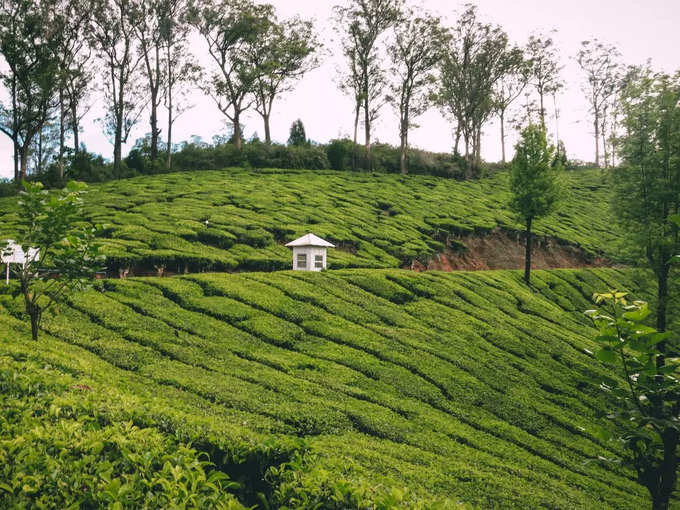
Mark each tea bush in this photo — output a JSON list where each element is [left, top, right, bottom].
[[0, 168, 618, 275], [0, 268, 662, 508]]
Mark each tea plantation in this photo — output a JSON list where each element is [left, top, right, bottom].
[[0, 268, 659, 508], [0, 168, 616, 273]]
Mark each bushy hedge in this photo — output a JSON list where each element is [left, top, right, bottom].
[[30, 137, 475, 187]]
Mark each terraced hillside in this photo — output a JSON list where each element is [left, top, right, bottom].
[[0, 268, 657, 508], [0, 168, 617, 273]]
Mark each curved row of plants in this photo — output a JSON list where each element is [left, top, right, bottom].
[[0, 168, 618, 275], [0, 268, 657, 508]]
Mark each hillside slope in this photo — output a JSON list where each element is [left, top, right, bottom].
[[0, 168, 617, 274], [0, 268, 656, 508]]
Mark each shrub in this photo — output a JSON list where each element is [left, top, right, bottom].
[[0, 179, 16, 197], [326, 138, 355, 171]]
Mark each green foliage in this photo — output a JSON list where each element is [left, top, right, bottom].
[[0, 357, 245, 509], [0, 178, 16, 197], [614, 69, 680, 332], [0, 168, 617, 276], [0, 268, 661, 508], [8, 180, 102, 339], [287, 119, 308, 146], [509, 124, 562, 223], [510, 124, 563, 282], [586, 292, 680, 509], [553, 140, 568, 169]]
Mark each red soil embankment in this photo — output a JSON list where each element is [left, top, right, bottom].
[[409, 229, 609, 272]]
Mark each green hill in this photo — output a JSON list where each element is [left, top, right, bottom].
[[0, 268, 656, 508], [0, 168, 617, 273]]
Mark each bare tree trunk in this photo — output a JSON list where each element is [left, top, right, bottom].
[[37, 128, 43, 175], [114, 117, 123, 178], [59, 89, 65, 180], [12, 74, 19, 184], [539, 91, 545, 128], [594, 111, 600, 167], [150, 44, 161, 162], [657, 265, 669, 334], [22, 284, 41, 341], [71, 102, 80, 153], [472, 127, 482, 174], [263, 112, 271, 144], [352, 103, 359, 171], [500, 110, 506, 164], [233, 111, 242, 151], [166, 42, 173, 169], [400, 103, 408, 174], [399, 127, 407, 175], [649, 429, 678, 510], [364, 84, 371, 170], [150, 96, 159, 161], [13, 137, 19, 184], [114, 65, 125, 177], [524, 216, 533, 284], [19, 145, 29, 181], [553, 93, 560, 148], [454, 125, 461, 156]]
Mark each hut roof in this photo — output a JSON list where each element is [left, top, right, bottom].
[[285, 233, 335, 248]]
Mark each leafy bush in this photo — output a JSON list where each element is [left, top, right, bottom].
[[0, 359, 244, 509], [326, 138, 354, 171], [0, 178, 16, 197]]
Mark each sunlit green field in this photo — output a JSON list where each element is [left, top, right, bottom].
[[0, 268, 654, 508]]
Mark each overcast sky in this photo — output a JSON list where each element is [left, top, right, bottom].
[[1, 0, 679, 179]]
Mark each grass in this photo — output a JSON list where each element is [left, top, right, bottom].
[[0, 267, 661, 508], [0, 168, 617, 273]]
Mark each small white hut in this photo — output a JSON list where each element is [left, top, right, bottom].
[[2, 240, 39, 284], [285, 233, 334, 271]]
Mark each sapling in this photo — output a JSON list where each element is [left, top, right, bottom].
[[586, 291, 679, 510], [6, 181, 102, 340]]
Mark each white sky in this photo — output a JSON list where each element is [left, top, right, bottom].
[[1, 0, 679, 179]]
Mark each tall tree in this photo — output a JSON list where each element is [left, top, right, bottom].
[[132, 0, 166, 163], [438, 6, 514, 175], [63, 60, 93, 155], [250, 15, 320, 144], [337, 43, 364, 170], [336, 0, 402, 167], [614, 68, 680, 336], [0, 0, 61, 183], [509, 124, 562, 284], [188, 0, 272, 151], [90, 0, 146, 177], [586, 293, 680, 510], [526, 33, 563, 129], [30, 120, 59, 176], [388, 9, 447, 174], [577, 39, 621, 167], [158, 0, 199, 169], [493, 49, 529, 164], [51, 0, 91, 180]]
